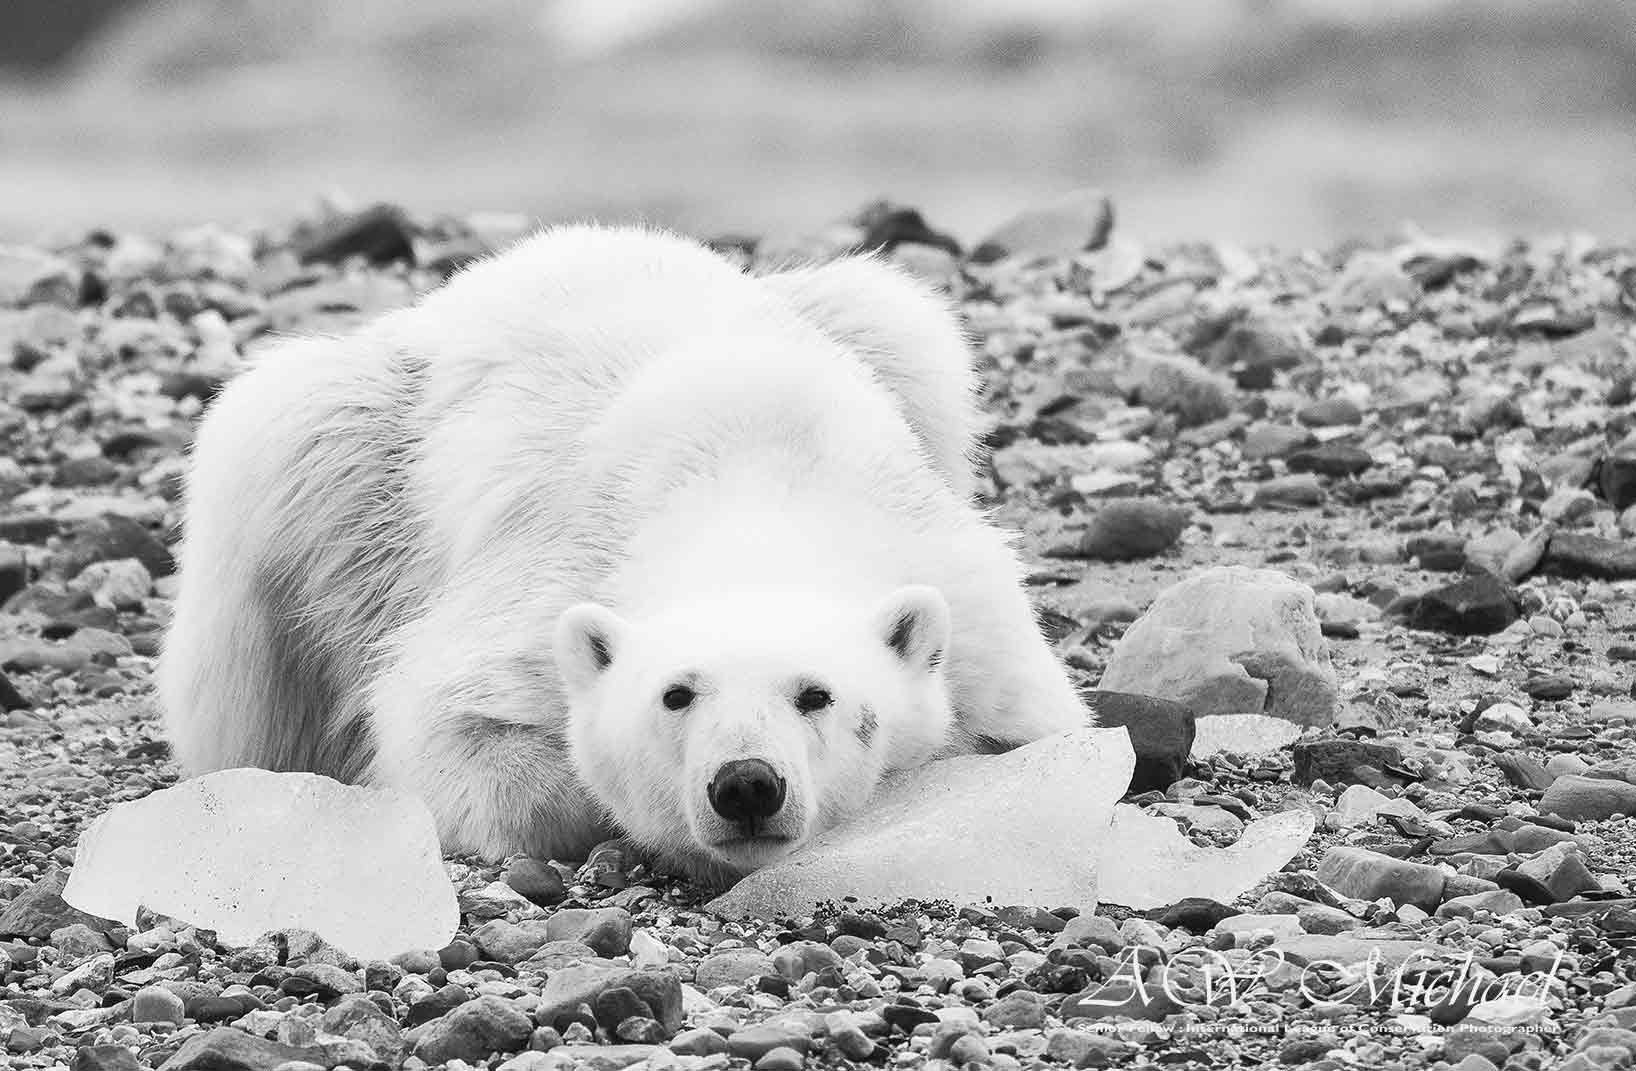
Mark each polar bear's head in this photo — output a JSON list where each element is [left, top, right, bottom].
[[553, 586, 953, 880]]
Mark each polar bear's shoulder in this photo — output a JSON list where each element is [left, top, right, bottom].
[[431, 224, 759, 317]]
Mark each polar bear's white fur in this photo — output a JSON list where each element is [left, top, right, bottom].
[[158, 225, 1092, 880]]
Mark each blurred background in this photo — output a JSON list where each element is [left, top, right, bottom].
[[0, 0, 1631, 248]]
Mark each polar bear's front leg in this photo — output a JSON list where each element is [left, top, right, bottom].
[[935, 524, 1094, 753], [367, 591, 611, 862]]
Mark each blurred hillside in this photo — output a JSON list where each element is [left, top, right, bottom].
[[0, 0, 1632, 246]]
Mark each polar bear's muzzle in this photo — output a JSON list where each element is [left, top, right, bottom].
[[696, 756, 806, 868], [708, 758, 787, 831]]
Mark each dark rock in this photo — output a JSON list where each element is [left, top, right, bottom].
[[544, 907, 634, 958], [1292, 739, 1410, 788], [295, 203, 417, 267], [1153, 897, 1238, 933], [969, 189, 1113, 264], [594, 986, 658, 1036], [1252, 473, 1325, 508], [537, 966, 683, 1035], [155, 1027, 323, 1071], [1287, 443, 1374, 478], [881, 1003, 939, 1034], [320, 993, 405, 1062], [412, 994, 534, 1065], [1492, 753, 1555, 791], [60, 514, 174, 578], [0, 866, 116, 939], [1205, 322, 1307, 388], [1296, 397, 1364, 427], [1540, 775, 1636, 821], [1069, 500, 1189, 561], [0, 543, 26, 603], [1060, 978, 1185, 1022], [0, 670, 29, 712], [836, 912, 888, 940], [1599, 453, 1636, 510], [405, 983, 472, 1027], [503, 857, 567, 906], [725, 1024, 811, 1061], [1522, 674, 1575, 701], [1408, 573, 1519, 635], [1542, 533, 1636, 580], [73, 1045, 143, 1071], [1083, 691, 1195, 792], [0, 513, 60, 544], [186, 994, 258, 1023], [854, 201, 961, 257]]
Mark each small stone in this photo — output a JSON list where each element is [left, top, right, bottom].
[[1492, 752, 1553, 790], [969, 188, 1114, 264], [1292, 739, 1406, 789], [1297, 397, 1364, 427], [155, 1027, 323, 1071], [544, 908, 634, 958], [1073, 499, 1189, 561], [1253, 473, 1326, 508], [1100, 566, 1336, 727], [1242, 423, 1314, 460], [727, 1024, 812, 1061], [695, 948, 776, 990], [1542, 533, 1636, 580], [770, 940, 842, 981], [0, 244, 79, 306], [1154, 898, 1238, 933], [1540, 775, 1636, 821], [1522, 674, 1575, 700], [1081, 691, 1195, 792], [0, 866, 113, 939], [1045, 1028, 1131, 1068], [412, 995, 534, 1065], [1408, 573, 1519, 635], [503, 858, 567, 906], [473, 919, 555, 964], [1287, 443, 1374, 478], [983, 991, 1047, 1030], [670, 1027, 730, 1056], [295, 203, 416, 268], [754, 1046, 806, 1071], [130, 985, 186, 1024], [72, 1046, 143, 1071], [1315, 846, 1446, 911]]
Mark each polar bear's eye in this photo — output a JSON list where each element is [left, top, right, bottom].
[[794, 686, 833, 714], [662, 685, 696, 711]]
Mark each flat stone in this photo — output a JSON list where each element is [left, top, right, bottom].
[[1082, 691, 1195, 792], [1100, 566, 1336, 726], [1540, 775, 1636, 821], [1315, 846, 1447, 911]]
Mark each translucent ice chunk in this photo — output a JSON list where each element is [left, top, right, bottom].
[[1095, 804, 1315, 909], [707, 727, 1133, 918], [64, 768, 457, 960], [1190, 713, 1304, 759]]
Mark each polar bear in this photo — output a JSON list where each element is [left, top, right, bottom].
[[158, 225, 1092, 881]]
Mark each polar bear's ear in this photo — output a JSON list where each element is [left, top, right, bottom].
[[873, 585, 950, 672], [554, 603, 628, 692]]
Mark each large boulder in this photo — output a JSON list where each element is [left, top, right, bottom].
[[1098, 567, 1336, 726]]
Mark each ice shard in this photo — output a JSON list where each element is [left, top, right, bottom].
[[63, 768, 458, 961], [1096, 804, 1316, 909], [707, 727, 1134, 918]]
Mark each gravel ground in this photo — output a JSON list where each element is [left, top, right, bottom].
[[1, 198, 1635, 1071]]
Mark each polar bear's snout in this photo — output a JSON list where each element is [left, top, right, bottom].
[[708, 758, 788, 831]]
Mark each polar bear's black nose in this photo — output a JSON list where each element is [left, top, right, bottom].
[[709, 759, 786, 824]]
